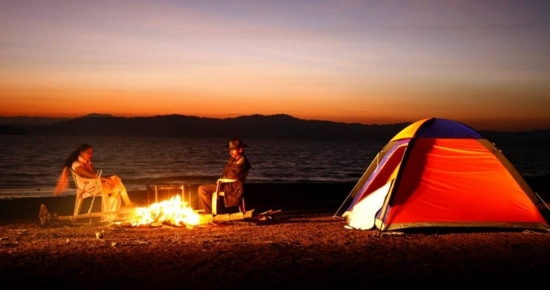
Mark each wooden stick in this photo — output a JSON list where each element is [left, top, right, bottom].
[[54, 208, 133, 221]]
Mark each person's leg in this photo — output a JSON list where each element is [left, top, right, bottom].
[[97, 188, 121, 221], [100, 193, 120, 221], [108, 175, 135, 207], [100, 176, 133, 221], [198, 183, 217, 214], [108, 193, 122, 212]]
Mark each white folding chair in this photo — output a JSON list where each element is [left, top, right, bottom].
[[69, 168, 109, 222], [211, 178, 246, 215]]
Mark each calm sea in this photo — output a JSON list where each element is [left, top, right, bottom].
[[0, 135, 547, 199]]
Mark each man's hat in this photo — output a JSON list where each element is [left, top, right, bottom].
[[226, 139, 247, 149]]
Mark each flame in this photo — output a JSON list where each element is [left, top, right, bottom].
[[130, 195, 200, 226]]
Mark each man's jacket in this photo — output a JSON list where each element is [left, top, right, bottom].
[[220, 154, 251, 207]]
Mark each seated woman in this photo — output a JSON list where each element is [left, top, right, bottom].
[[55, 144, 135, 213]]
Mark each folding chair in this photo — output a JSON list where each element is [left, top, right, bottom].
[[146, 184, 188, 205], [69, 168, 109, 223], [211, 178, 247, 216]]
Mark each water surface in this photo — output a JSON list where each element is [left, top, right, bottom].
[[0, 135, 546, 199]]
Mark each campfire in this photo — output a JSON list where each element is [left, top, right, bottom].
[[130, 195, 202, 227], [40, 195, 275, 227], [39, 195, 211, 227]]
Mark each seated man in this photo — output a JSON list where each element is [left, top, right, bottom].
[[198, 139, 251, 214]]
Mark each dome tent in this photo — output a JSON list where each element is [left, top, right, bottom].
[[337, 118, 549, 232]]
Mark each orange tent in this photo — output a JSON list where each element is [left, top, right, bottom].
[[338, 118, 549, 231]]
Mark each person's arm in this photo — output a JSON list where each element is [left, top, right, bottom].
[[74, 165, 97, 179], [74, 165, 113, 186], [224, 157, 249, 179]]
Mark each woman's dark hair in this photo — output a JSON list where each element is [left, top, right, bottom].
[[63, 144, 92, 168]]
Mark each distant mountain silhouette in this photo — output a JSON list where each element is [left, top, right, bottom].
[[480, 129, 550, 145], [0, 116, 70, 125], [0, 114, 548, 143], [78, 113, 115, 118]]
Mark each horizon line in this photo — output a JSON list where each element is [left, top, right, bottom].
[[1, 113, 550, 133], [1, 113, 415, 126]]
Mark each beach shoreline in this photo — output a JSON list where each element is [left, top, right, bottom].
[[1, 175, 549, 222], [1, 178, 550, 288], [0, 182, 357, 221]]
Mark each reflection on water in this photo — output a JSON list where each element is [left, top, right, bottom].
[[0, 135, 547, 199], [0, 135, 380, 198]]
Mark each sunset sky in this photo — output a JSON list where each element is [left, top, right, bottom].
[[1, 1, 549, 131]]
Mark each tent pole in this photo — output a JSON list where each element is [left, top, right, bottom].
[[534, 191, 550, 211], [332, 152, 382, 219], [376, 179, 395, 233], [332, 185, 359, 219], [376, 141, 412, 232]]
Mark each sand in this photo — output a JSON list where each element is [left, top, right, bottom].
[[1, 179, 550, 288]]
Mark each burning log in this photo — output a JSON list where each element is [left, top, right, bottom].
[[212, 210, 254, 222], [130, 195, 201, 227], [40, 196, 281, 228], [56, 209, 133, 221]]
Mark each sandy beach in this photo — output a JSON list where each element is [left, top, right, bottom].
[[1, 178, 550, 288]]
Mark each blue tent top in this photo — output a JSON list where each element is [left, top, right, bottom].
[[392, 118, 484, 140]]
